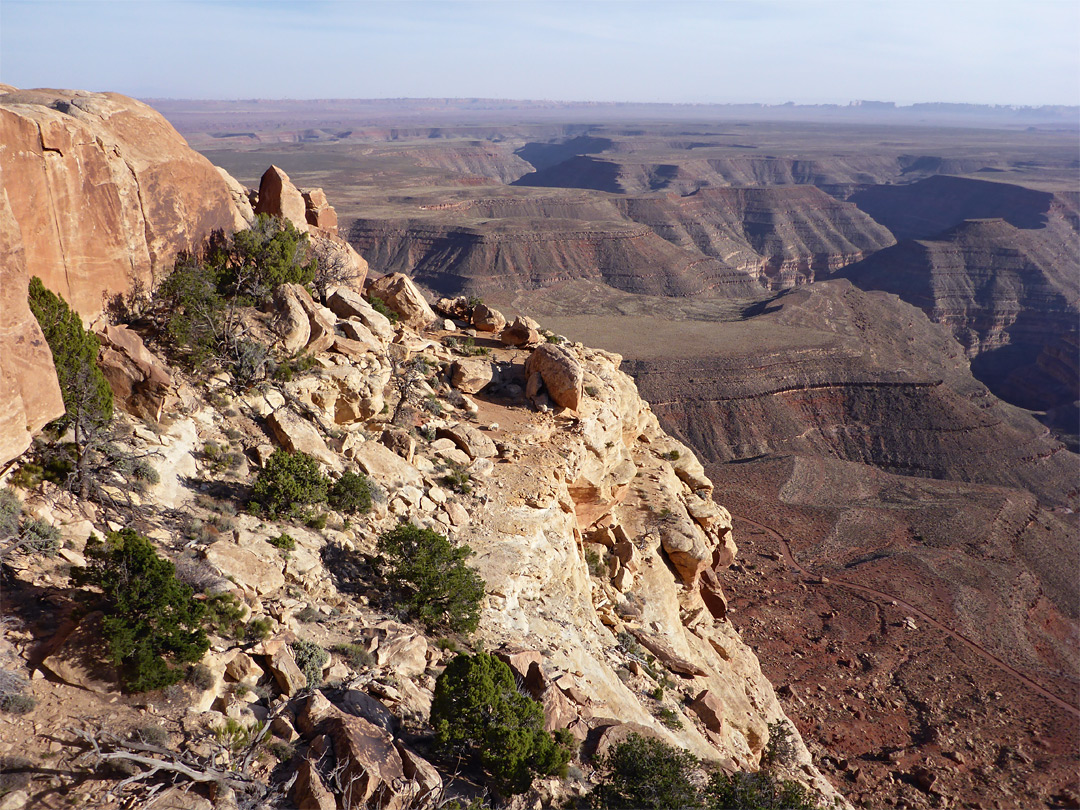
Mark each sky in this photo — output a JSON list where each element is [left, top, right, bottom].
[[1, 0, 1078, 106]]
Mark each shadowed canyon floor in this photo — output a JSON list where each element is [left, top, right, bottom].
[[185, 110, 1080, 808]]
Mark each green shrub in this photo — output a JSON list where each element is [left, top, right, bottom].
[[204, 592, 246, 638], [75, 529, 209, 692], [331, 643, 375, 670], [656, 707, 683, 729], [441, 464, 472, 495], [367, 295, 399, 323], [0, 489, 21, 540], [0, 670, 34, 716], [249, 449, 329, 519], [291, 639, 328, 687], [377, 523, 485, 634], [589, 733, 701, 809], [432, 652, 571, 796], [705, 770, 821, 810], [761, 720, 797, 768], [27, 278, 115, 498], [227, 214, 316, 298], [268, 532, 296, 551], [328, 471, 373, 515], [187, 663, 215, 692], [245, 617, 273, 643]]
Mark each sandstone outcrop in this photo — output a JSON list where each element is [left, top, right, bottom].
[[0, 188, 65, 468], [302, 187, 338, 233], [0, 87, 242, 320], [525, 343, 584, 410], [95, 324, 174, 422], [253, 165, 308, 231], [366, 272, 437, 329]]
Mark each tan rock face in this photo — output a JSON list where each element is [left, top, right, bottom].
[[0, 187, 64, 468], [0, 87, 241, 320]]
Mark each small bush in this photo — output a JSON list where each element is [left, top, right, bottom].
[[132, 725, 170, 747], [291, 640, 328, 687], [328, 471, 373, 515], [761, 719, 798, 769], [332, 643, 375, 670], [204, 592, 246, 638], [0, 671, 35, 715], [267, 740, 295, 762], [377, 523, 485, 634], [295, 605, 322, 624], [441, 465, 472, 495], [367, 295, 399, 323], [74, 529, 209, 692], [0, 489, 21, 540], [589, 733, 701, 809], [187, 663, 216, 692], [249, 449, 329, 519], [585, 385, 599, 397], [245, 618, 273, 643], [656, 707, 683, 729], [705, 770, 822, 810], [268, 532, 296, 551], [432, 652, 571, 796], [585, 548, 607, 578]]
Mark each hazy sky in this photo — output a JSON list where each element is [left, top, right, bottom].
[[2, 0, 1078, 105]]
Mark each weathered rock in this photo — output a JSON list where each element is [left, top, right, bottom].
[[267, 408, 339, 468], [145, 786, 214, 810], [95, 324, 174, 421], [225, 652, 264, 685], [293, 759, 336, 810], [691, 690, 725, 733], [342, 690, 398, 735], [326, 286, 395, 342], [500, 315, 542, 347], [351, 440, 424, 490], [205, 542, 285, 596], [366, 273, 437, 330], [700, 568, 729, 621], [268, 646, 307, 697], [376, 634, 428, 678], [216, 167, 255, 227], [628, 629, 709, 678], [436, 424, 498, 459], [339, 319, 383, 354], [0, 88, 242, 321], [299, 693, 407, 809], [591, 722, 667, 759], [395, 742, 443, 795], [271, 284, 311, 354], [39, 612, 119, 694], [525, 343, 584, 411], [451, 358, 495, 394], [471, 302, 506, 333], [254, 165, 308, 231], [380, 427, 416, 462], [302, 188, 338, 234], [0, 188, 64, 467]]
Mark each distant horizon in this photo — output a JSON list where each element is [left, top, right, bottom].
[[3, 1, 1078, 108]]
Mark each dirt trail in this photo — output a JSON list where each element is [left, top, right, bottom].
[[734, 514, 1080, 719]]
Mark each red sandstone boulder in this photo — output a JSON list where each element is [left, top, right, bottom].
[[95, 324, 175, 422], [366, 273, 437, 330], [303, 188, 338, 234], [254, 165, 308, 231]]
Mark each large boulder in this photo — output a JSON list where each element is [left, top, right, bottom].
[[451, 358, 494, 394], [366, 273, 436, 330], [303, 188, 338, 233], [471, 302, 506, 333], [525, 343, 584, 411], [0, 87, 242, 320], [95, 324, 174, 422], [253, 165, 308, 231], [436, 424, 497, 459], [0, 188, 64, 467], [326, 287, 395, 342], [216, 167, 255, 227], [266, 408, 339, 469], [273, 283, 336, 355], [500, 315, 542, 347], [204, 541, 285, 597]]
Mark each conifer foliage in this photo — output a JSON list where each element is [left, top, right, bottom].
[[431, 652, 571, 796], [75, 529, 209, 692]]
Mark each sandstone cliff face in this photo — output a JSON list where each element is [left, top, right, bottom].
[[0, 87, 244, 320], [0, 188, 65, 467]]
